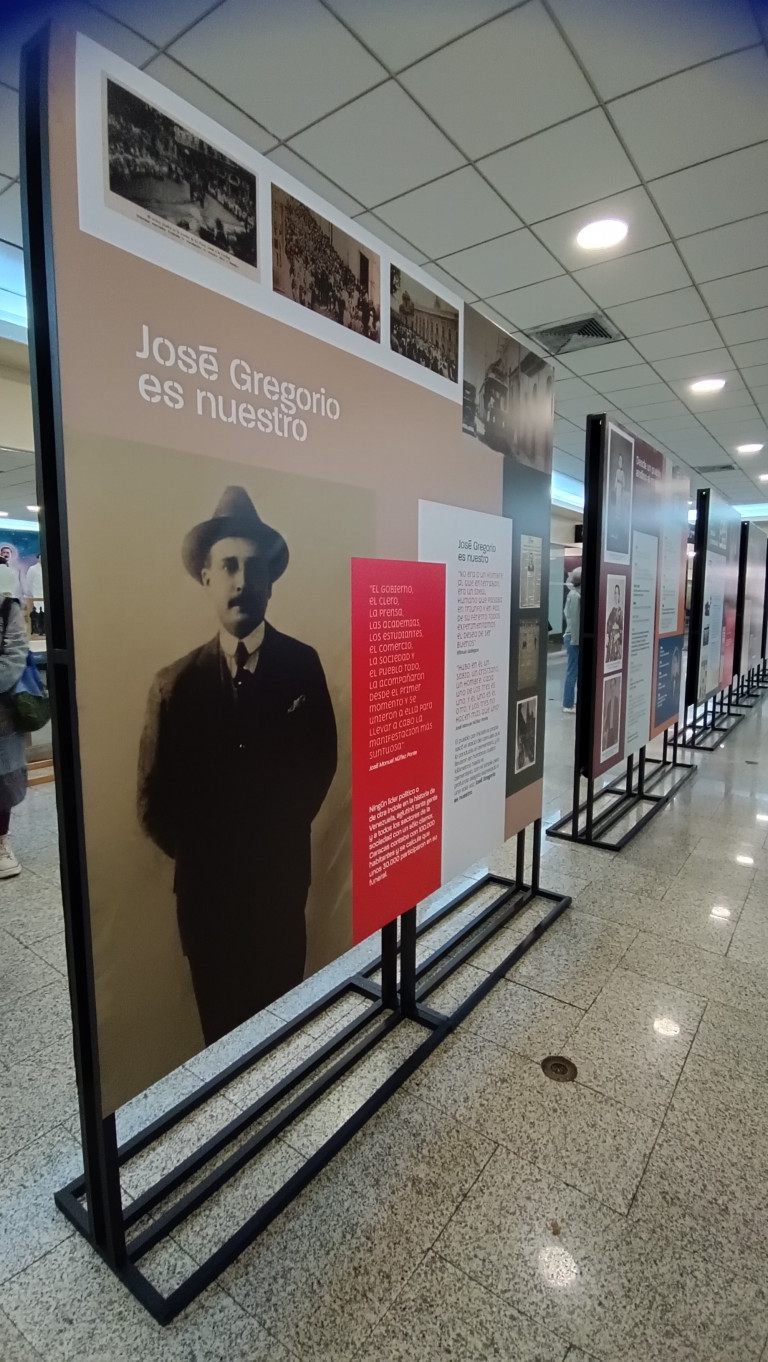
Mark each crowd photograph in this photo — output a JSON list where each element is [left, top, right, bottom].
[[390, 267, 459, 382], [106, 80, 257, 269], [272, 186, 381, 341]]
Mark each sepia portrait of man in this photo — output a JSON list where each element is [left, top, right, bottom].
[[138, 485, 337, 1046]]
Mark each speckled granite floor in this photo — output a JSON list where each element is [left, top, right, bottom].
[[2, 662, 768, 1361]]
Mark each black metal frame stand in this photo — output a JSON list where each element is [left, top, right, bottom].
[[55, 821, 569, 1324], [546, 723, 696, 852], [678, 686, 744, 751]]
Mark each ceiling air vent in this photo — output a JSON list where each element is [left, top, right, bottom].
[[695, 464, 734, 474], [528, 311, 623, 355]]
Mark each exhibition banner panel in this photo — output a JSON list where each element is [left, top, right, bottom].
[[418, 501, 512, 883], [588, 419, 688, 778], [36, 32, 555, 1114], [351, 559, 445, 941], [687, 490, 742, 707], [734, 521, 768, 675]]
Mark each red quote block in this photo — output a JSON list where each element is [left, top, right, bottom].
[[351, 558, 446, 942]]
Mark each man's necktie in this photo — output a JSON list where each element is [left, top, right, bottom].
[[234, 640, 249, 687]]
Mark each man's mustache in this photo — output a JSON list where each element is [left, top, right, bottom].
[[228, 592, 260, 610]]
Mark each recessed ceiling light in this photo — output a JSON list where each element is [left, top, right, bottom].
[[737, 443, 764, 453], [576, 218, 628, 250], [27, 505, 40, 513], [0, 513, 8, 518], [760, 474, 768, 482], [690, 378, 726, 393]]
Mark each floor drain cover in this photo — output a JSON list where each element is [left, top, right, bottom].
[[541, 1055, 577, 1082]]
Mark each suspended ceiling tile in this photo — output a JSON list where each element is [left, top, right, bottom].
[[421, 262, 478, 303], [0, 86, 19, 182], [553, 449, 586, 479], [144, 55, 277, 155], [470, 299, 522, 336], [633, 320, 723, 362], [169, 0, 386, 139], [532, 185, 668, 272], [548, 0, 761, 101], [652, 348, 735, 382], [638, 414, 703, 434], [352, 212, 428, 264], [649, 142, 768, 239], [605, 288, 709, 339], [323, 0, 513, 71], [678, 214, 768, 284], [587, 362, 659, 392], [488, 273, 592, 328], [373, 167, 520, 259], [94, 0, 218, 47], [701, 268, 768, 319], [603, 381, 673, 407], [620, 399, 689, 420], [0, 183, 21, 249], [290, 83, 464, 205], [266, 146, 363, 217], [0, 1, 156, 88], [609, 48, 768, 180], [439, 228, 562, 298], [478, 108, 637, 225], [573, 243, 689, 307], [742, 365, 768, 388], [400, 3, 595, 159], [563, 339, 641, 374], [731, 339, 768, 369], [701, 402, 763, 429], [718, 309, 768, 347], [556, 395, 604, 420], [0, 241, 25, 297], [551, 376, 598, 401]]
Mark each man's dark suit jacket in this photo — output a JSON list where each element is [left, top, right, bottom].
[[138, 622, 337, 1041]]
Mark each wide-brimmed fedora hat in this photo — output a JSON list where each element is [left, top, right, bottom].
[[182, 486, 289, 582]]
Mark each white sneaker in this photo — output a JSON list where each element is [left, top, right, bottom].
[[562, 706, 576, 714], [0, 835, 20, 878]]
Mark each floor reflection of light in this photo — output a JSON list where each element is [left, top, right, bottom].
[[538, 1244, 579, 1288], [654, 1017, 680, 1037], [757, 814, 768, 824], [710, 905, 731, 920], [736, 855, 755, 866]]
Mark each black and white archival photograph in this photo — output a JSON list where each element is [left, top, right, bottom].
[[601, 674, 622, 761], [517, 621, 540, 689], [390, 267, 459, 382], [272, 186, 381, 340], [463, 306, 554, 473], [106, 80, 258, 273], [604, 574, 625, 672], [604, 424, 633, 563], [515, 695, 538, 774]]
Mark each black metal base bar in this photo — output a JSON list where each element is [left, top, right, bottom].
[[546, 752, 696, 851], [56, 867, 570, 1326], [678, 694, 744, 751]]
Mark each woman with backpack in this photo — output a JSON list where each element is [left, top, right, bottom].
[[0, 564, 30, 877]]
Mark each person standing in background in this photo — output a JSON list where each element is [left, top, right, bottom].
[[563, 566, 581, 714], [24, 555, 44, 636], [0, 563, 29, 877]]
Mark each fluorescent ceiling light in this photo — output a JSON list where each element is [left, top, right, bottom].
[[737, 443, 764, 453], [576, 218, 628, 250], [735, 502, 768, 517], [26, 505, 40, 513], [551, 471, 584, 512], [0, 512, 8, 518], [689, 377, 725, 393], [760, 474, 768, 482]]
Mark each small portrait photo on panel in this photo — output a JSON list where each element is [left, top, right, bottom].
[[600, 674, 622, 762], [604, 425, 633, 563], [272, 185, 381, 341], [515, 695, 538, 775], [604, 574, 626, 672], [390, 266, 459, 383], [106, 79, 258, 275]]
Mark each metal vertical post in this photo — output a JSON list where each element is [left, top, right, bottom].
[[399, 908, 417, 1014]]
